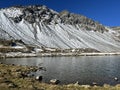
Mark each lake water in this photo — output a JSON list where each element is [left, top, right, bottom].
[[0, 56, 120, 85]]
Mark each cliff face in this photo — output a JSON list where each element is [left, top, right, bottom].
[[0, 5, 120, 52]]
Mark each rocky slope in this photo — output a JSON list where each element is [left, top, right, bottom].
[[0, 5, 120, 52]]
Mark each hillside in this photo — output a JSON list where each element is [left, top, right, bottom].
[[0, 5, 120, 52]]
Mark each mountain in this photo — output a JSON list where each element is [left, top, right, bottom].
[[111, 26, 120, 31], [0, 5, 120, 52]]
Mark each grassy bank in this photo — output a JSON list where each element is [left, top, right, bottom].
[[0, 63, 120, 90]]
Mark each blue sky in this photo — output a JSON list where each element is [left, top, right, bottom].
[[0, 0, 120, 26]]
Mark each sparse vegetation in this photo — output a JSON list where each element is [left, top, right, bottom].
[[0, 47, 25, 53], [0, 39, 34, 53], [0, 39, 24, 46]]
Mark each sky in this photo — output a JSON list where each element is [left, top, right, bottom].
[[0, 0, 120, 26]]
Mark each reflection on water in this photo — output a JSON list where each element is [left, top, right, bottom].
[[0, 56, 120, 85]]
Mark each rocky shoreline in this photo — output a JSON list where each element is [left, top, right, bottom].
[[0, 63, 120, 90], [1, 52, 120, 59], [38, 52, 120, 57], [0, 52, 37, 58]]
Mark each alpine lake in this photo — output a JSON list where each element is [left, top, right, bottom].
[[0, 56, 120, 86]]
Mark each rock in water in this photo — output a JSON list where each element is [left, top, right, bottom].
[[114, 77, 118, 81], [35, 76, 43, 81], [50, 79, 60, 84]]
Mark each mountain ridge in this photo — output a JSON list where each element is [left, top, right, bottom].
[[0, 5, 120, 52]]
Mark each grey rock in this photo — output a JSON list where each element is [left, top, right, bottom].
[[114, 77, 118, 81], [35, 76, 42, 81], [10, 5, 107, 32], [50, 79, 60, 84]]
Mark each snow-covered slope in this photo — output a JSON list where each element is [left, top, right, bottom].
[[0, 5, 120, 52]]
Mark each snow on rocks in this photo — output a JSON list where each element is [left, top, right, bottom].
[[0, 5, 120, 52], [5, 52, 37, 58]]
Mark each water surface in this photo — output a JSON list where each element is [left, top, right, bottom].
[[0, 56, 120, 85]]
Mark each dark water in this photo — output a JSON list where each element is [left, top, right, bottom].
[[0, 56, 120, 85]]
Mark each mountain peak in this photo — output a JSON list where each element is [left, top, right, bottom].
[[1, 5, 106, 32]]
